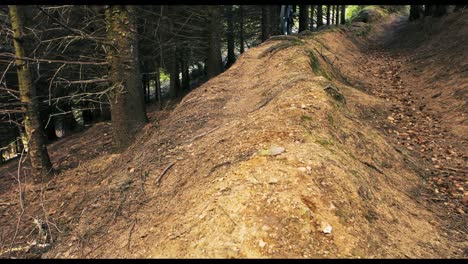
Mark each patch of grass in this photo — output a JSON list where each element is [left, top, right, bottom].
[[335, 208, 350, 224], [315, 137, 337, 154], [308, 50, 332, 80], [308, 50, 320, 72], [355, 25, 372, 37], [327, 114, 337, 129], [301, 115, 313, 122]]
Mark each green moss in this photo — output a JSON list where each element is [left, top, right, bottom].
[[327, 114, 337, 129], [308, 50, 332, 80], [316, 138, 333, 147], [308, 50, 320, 73], [301, 115, 313, 122]]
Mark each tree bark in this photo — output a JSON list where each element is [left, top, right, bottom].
[[326, 5, 331, 25], [225, 5, 236, 68], [317, 5, 324, 28], [298, 5, 309, 32], [205, 6, 223, 79], [9, 5, 52, 182], [340, 5, 346, 25], [105, 5, 148, 151]]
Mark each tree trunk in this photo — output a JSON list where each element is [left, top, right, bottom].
[[298, 5, 309, 32], [335, 5, 340, 25], [181, 52, 190, 91], [206, 6, 223, 79], [261, 6, 271, 41], [9, 5, 52, 182], [424, 5, 434, 16], [225, 5, 236, 68], [268, 5, 280, 36], [239, 5, 245, 54], [340, 5, 346, 25], [105, 5, 148, 151], [433, 5, 448, 17], [326, 5, 331, 25], [310, 5, 315, 30], [317, 5, 324, 28], [168, 45, 179, 98], [154, 61, 162, 110], [409, 5, 424, 20], [331, 5, 335, 24]]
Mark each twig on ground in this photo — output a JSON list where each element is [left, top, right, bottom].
[[155, 162, 176, 186], [126, 218, 137, 251], [189, 127, 219, 142]]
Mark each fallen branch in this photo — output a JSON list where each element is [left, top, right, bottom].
[[189, 127, 219, 142], [155, 162, 176, 186]]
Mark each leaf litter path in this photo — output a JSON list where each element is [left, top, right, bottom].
[[353, 17, 467, 244]]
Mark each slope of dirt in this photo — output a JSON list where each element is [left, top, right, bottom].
[[1, 10, 466, 259]]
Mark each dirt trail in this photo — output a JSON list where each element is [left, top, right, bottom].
[[351, 14, 467, 228], [0, 10, 466, 259]]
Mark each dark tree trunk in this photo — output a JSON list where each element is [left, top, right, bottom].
[[168, 45, 179, 98], [206, 6, 223, 79], [141, 64, 149, 103], [409, 5, 424, 20], [154, 61, 162, 110], [181, 53, 190, 91], [424, 5, 434, 16], [335, 5, 340, 25], [299, 5, 309, 32], [269, 5, 281, 36], [9, 5, 52, 182], [331, 5, 335, 24], [317, 5, 323, 28], [239, 5, 245, 54], [105, 5, 148, 151], [310, 5, 315, 30], [433, 5, 448, 17], [340, 5, 346, 25], [261, 6, 271, 41], [326, 5, 331, 25], [225, 5, 236, 68]]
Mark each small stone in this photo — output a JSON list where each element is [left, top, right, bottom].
[[268, 178, 279, 184], [323, 224, 332, 234], [269, 146, 285, 156], [259, 239, 267, 248], [298, 167, 307, 172], [387, 116, 395, 121]]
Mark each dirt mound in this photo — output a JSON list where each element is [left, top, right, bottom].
[[1, 11, 466, 259]]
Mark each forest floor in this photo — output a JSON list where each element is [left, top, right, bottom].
[[0, 10, 466, 258]]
